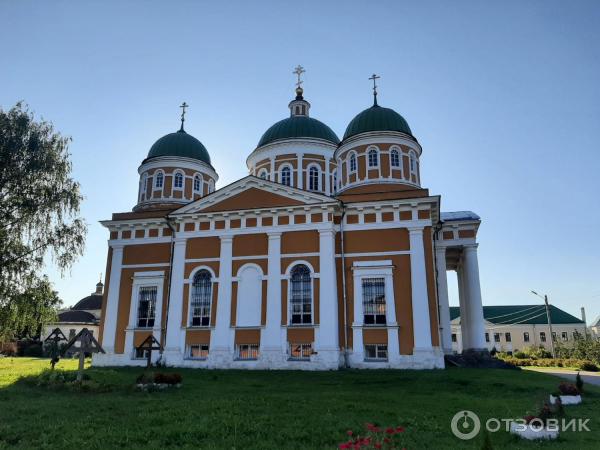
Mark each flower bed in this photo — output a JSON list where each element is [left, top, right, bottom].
[[550, 381, 582, 405], [135, 372, 182, 391]]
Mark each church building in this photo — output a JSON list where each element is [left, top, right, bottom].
[[94, 69, 487, 369]]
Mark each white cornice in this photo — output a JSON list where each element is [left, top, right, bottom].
[[246, 139, 337, 169], [138, 156, 219, 181], [335, 132, 422, 158]]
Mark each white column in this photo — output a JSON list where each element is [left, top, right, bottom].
[[435, 246, 452, 354], [408, 227, 433, 351], [317, 230, 339, 363], [384, 272, 400, 362], [269, 157, 275, 181], [352, 271, 364, 361], [102, 244, 124, 353], [325, 160, 331, 195], [164, 239, 187, 359], [297, 154, 303, 189], [462, 244, 487, 351], [262, 233, 282, 356], [457, 267, 470, 352], [211, 236, 233, 356]]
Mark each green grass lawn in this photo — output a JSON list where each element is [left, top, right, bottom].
[[1, 358, 599, 449]]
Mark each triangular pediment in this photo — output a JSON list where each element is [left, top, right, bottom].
[[172, 176, 336, 215]]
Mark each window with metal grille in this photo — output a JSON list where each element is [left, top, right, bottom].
[[350, 153, 357, 172], [134, 348, 150, 359], [235, 344, 259, 360], [364, 344, 387, 361], [281, 166, 291, 186], [523, 332, 530, 342], [194, 175, 201, 192], [190, 270, 212, 326], [368, 149, 378, 167], [137, 286, 157, 328], [290, 264, 312, 324], [391, 149, 400, 167], [362, 278, 386, 325], [155, 171, 164, 188], [494, 333, 500, 342], [188, 344, 209, 359], [174, 172, 183, 189], [505, 332, 511, 342], [309, 166, 319, 191], [289, 343, 312, 360]]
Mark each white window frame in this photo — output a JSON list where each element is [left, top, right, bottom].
[[154, 170, 164, 189], [187, 344, 209, 360], [235, 343, 259, 360], [208, 179, 215, 193], [173, 170, 184, 190], [349, 152, 357, 174], [364, 343, 388, 361], [139, 173, 148, 202], [193, 174, 202, 193], [351, 261, 396, 327], [286, 261, 315, 326], [187, 266, 216, 327], [288, 343, 312, 360], [279, 164, 292, 186], [308, 164, 320, 192], [258, 168, 268, 180], [409, 150, 417, 177], [367, 146, 379, 168]]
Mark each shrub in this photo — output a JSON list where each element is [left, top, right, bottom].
[[22, 341, 43, 357], [153, 372, 182, 385], [513, 351, 527, 359], [557, 382, 579, 396], [579, 361, 599, 372]]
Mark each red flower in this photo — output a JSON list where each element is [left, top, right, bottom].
[[384, 437, 391, 444], [395, 426, 405, 433], [385, 427, 396, 434], [374, 443, 382, 449], [347, 430, 353, 436]]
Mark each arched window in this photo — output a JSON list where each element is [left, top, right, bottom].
[[155, 171, 164, 188], [281, 166, 291, 186], [349, 153, 357, 173], [290, 264, 312, 324], [258, 169, 268, 180], [190, 270, 212, 326], [368, 148, 379, 167], [390, 149, 400, 167], [409, 151, 417, 174], [333, 171, 337, 193], [174, 172, 183, 189], [208, 180, 215, 193], [309, 166, 319, 191], [139, 173, 147, 201], [193, 175, 201, 192]]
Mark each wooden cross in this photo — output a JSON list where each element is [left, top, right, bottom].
[[61, 328, 105, 382], [369, 73, 380, 105], [44, 328, 67, 369], [135, 335, 163, 368], [179, 102, 189, 130], [293, 65, 305, 89]]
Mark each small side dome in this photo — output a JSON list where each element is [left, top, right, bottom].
[[257, 116, 340, 147], [343, 105, 412, 141], [147, 130, 212, 165]]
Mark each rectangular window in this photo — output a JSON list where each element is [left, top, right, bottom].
[[364, 344, 388, 361], [362, 278, 386, 325], [505, 332, 511, 343], [451, 333, 457, 343], [485, 332, 490, 342], [494, 333, 500, 343], [540, 332, 546, 342], [235, 344, 259, 360], [134, 348, 150, 360], [188, 344, 209, 359], [561, 332, 568, 341], [523, 332, 530, 342], [552, 332, 557, 342], [289, 343, 312, 360], [137, 286, 157, 328]]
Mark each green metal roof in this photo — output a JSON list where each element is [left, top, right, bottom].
[[449, 305, 585, 325], [257, 116, 340, 147], [147, 130, 211, 165], [343, 105, 413, 140]]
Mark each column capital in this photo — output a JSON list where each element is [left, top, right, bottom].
[[435, 245, 447, 255], [267, 232, 282, 239], [463, 243, 479, 251], [318, 228, 336, 237], [219, 235, 234, 243], [173, 237, 187, 245], [407, 226, 425, 234], [110, 243, 125, 251]]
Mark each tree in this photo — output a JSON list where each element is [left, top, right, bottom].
[[0, 102, 86, 338], [0, 275, 62, 341]]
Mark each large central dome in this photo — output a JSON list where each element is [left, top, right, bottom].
[[257, 116, 340, 147], [343, 104, 412, 141], [146, 129, 212, 165]]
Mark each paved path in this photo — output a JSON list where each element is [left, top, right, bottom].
[[524, 367, 600, 386]]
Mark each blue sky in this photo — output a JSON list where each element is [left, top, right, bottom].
[[1, 1, 599, 323]]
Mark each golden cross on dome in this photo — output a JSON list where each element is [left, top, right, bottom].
[[293, 65, 306, 89], [369, 73, 380, 105], [179, 102, 189, 131]]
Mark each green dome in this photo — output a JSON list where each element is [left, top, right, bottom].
[[257, 116, 340, 147], [147, 130, 211, 165], [343, 105, 413, 140]]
